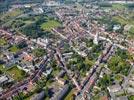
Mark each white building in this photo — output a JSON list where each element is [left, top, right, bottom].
[[93, 32, 99, 45]]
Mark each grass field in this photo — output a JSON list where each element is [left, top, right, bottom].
[[41, 20, 61, 31], [7, 65, 26, 81], [128, 26, 134, 38], [1, 9, 23, 20], [0, 65, 26, 81], [129, 27, 134, 34], [0, 65, 6, 72], [113, 15, 134, 25], [9, 45, 20, 53], [112, 15, 134, 38], [0, 38, 7, 46], [113, 16, 128, 25], [112, 4, 126, 10], [0, 9, 23, 27]]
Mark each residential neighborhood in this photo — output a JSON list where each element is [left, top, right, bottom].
[[0, 0, 134, 100]]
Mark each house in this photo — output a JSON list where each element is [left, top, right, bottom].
[[128, 80, 134, 87], [107, 84, 122, 93], [0, 75, 9, 85], [56, 77, 67, 85], [34, 38, 48, 48], [107, 84, 124, 100], [117, 96, 128, 100], [0, 87, 3, 92], [127, 87, 134, 94], [58, 70, 66, 78], [113, 25, 121, 31], [62, 52, 73, 59], [14, 36, 25, 45], [46, 0, 60, 6], [43, 67, 52, 76], [100, 96, 109, 100], [51, 84, 69, 100], [21, 52, 33, 62], [33, 7, 44, 14], [31, 91, 45, 100]]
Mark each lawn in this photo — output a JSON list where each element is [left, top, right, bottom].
[[9, 45, 20, 53], [7, 65, 26, 81], [114, 74, 123, 84], [0, 9, 23, 27], [0, 38, 7, 46], [84, 58, 94, 67], [41, 20, 61, 31], [128, 27, 134, 39], [0, 65, 26, 81], [128, 95, 134, 100], [0, 65, 6, 72], [32, 48, 46, 57], [113, 16, 128, 25], [129, 26, 134, 35], [112, 4, 126, 10], [113, 15, 134, 25], [1, 9, 23, 20]]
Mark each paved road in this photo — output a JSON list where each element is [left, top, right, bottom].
[[55, 49, 81, 91]]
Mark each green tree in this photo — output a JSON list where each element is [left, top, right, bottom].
[[32, 48, 46, 57]]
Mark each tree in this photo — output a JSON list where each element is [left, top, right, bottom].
[[17, 42, 27, 49], [98, 74, 113, 89], [32, 48, 46, 57], [0, 70, 2, 75]]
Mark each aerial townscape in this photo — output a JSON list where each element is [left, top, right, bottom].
[[0, 0, 134, 100]]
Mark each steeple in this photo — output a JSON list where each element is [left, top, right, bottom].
[[93, 32, 99, 45]]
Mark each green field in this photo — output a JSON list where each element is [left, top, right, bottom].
[[112, 15, 134, 38], [41, 20, 61, 31], [129, 27, 134, 34], [128, 95, 134, 100], [113, 16, 128, 25], [1, 9, 23, 20], [9, 45, 20, 53], [128, 26, 134, 38], [0, 65, 26, 81], [0, 38, 7, 46], [113, 15, 134, 25], [0, 65, 6, 72], [112, 4, 126, 10], [7, 65, 26, 81]]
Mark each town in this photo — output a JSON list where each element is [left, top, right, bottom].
[[0, 0, 134, 100]]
